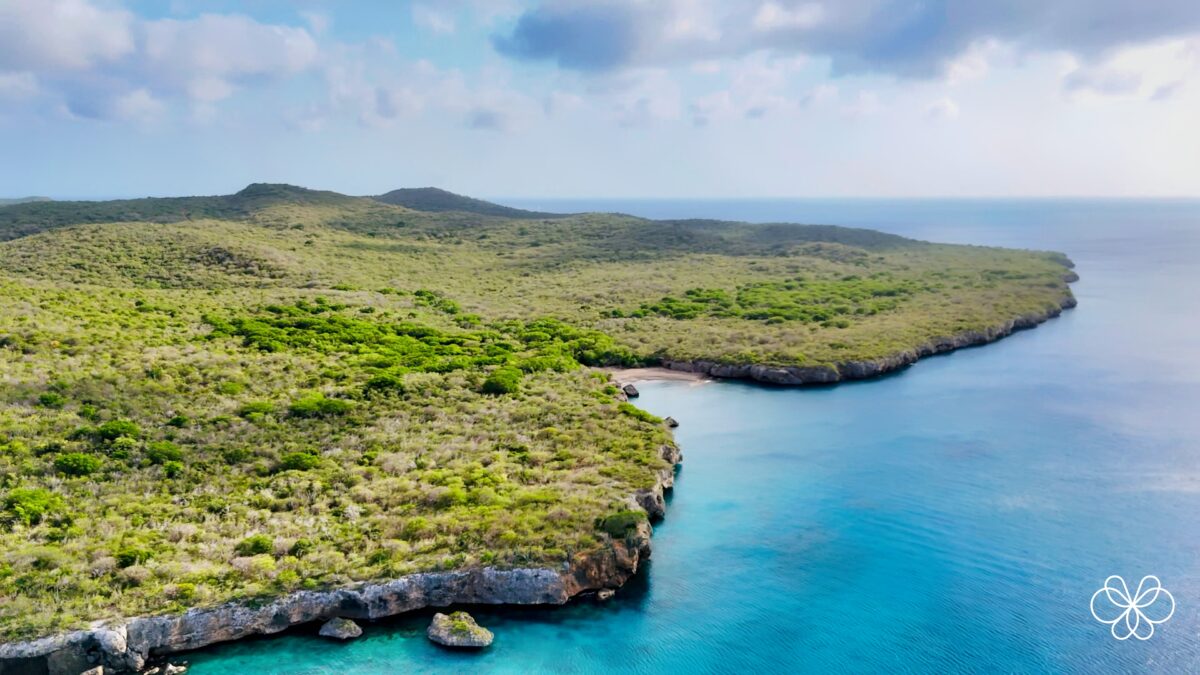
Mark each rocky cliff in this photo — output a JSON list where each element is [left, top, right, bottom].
[[0, 445, 682, 675], [662, 294, 1077, 386]]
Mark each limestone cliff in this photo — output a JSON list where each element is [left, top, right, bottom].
[[0, 445, 681, 675], [662, 293, 1077, 386]]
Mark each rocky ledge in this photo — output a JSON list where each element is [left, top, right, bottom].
[[0, 444, 681, 675], [662, 293, 1077, 386]]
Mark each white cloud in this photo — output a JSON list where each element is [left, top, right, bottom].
[[112, 88, 165, 123], [0, 0, 134, 71], [752, 2, 823, 32], [0, 72, 39, 100], [841, 90, 881, 118], [142, 14, 318, 103], [412, 4, 456, 35], [925, 97, 960, 120], [1064, 37, 1200, 102], [0, 0, 321, 123]]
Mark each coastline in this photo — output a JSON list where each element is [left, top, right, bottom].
[[0, 445, 682, 674], [0, 285, 1076, 674], [606, 367, 710, 386], [646, 294, 1077, 387]]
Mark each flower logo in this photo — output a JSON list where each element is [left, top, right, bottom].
[[1090, 575, 1175, 640]]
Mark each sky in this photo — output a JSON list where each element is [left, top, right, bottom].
[[2, 0, 1200, 199]]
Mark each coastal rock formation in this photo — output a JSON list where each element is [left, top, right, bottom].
[[622, 384, 639, 398], [664, 416, 679, 428], [0, 444, 683, 675], [426, 612, 493, 649], [318, 618, 362, 640], [663, 295, 1077, 386]]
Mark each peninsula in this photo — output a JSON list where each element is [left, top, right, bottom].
[[0, 185, 1075, 671]]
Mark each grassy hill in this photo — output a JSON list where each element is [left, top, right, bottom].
[[0, 197, 51, 207], [0, 184, 1075, 640], [374, 187, 566, 219]]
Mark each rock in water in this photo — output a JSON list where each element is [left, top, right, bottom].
[[426, 612, 494, 648], [622, 384, 639, 398], [318, 617, 363, 640], [664, 416, 678, 428], [596, 589, 615, 601]]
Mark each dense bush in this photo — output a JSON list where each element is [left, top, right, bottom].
[[146, 441, 183, 465], [288, 393, 354, 418], [2, 488, 65, 527], [278, 452, 321, 471], [482, 367, 523, 395], [597, 510, 647, 537], [97, 419, 141, 442], [53, 453, 103, 476], [235, 534, 274, 556]]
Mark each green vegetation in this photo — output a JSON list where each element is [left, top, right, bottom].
[[0, 184, 1073, 641]]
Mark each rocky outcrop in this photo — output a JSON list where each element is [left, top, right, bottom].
[[664, 416, 679, 428], [662, 294, 1077, 386], [621, 383, 639, 398], [317, 617, 362, 640], [0, 445, 683, 675], [426, 612, 493, 649]]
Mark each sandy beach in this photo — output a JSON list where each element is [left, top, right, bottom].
[[605, 367, 711, 386]]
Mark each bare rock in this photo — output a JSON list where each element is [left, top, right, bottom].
[[664, 416, 678, 428], [80, 667, 104, 675], [621, 383, 639, 398], [318, 617, 363, 640], [427, 612, 493, 648], [596, 589, 615, 601]]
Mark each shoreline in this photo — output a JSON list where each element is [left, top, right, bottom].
[[0, 287, 1076, 673], [0, 446, 682, 674], [606, 367, 710, 386], [618, 293, 1077, 387]]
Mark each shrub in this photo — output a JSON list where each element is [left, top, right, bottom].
[[235, 534, 274, 556], [237, 401, 274, 417], [597, 510, 647, 537], [166, 415, 190, 428], [482, 367, 523, 395], [145, 441, 183, 465], [288, 538, 314, 557], [97, 419, 141, 442], [278, 452, 320, 471], [2, 488, 65, 527], [162, 461, 184, 478], [364, 373, 406, 396], [37, 392, 66, 408], [115, 546, 153, 567], [54, 453, 103, 477], [288, 393, 354, 418], [618, 402, 663, 425]]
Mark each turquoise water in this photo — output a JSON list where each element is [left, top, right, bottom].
[[189, 200, 1200, 673]]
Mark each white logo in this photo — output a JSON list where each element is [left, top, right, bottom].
[[1090, 575, 1175, 640]]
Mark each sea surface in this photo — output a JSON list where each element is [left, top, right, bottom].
[[189, 199, 1200, 673]]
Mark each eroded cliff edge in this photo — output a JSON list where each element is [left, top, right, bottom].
[[0, 445, 682, 675], [660, 292, 1077, 386]]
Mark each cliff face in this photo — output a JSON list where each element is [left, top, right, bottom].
[[663, 295, 1077, 386], [0, 444, 681, 675]]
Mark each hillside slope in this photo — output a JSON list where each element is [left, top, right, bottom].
[[374, 187, 566, 219], [0, 184, 1075, 642]]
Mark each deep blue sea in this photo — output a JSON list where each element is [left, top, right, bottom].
[[189, 199, 1200, 673]]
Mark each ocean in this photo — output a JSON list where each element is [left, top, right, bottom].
[[188, 199, 1200, 673]]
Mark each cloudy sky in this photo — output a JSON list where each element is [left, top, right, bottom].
[[2, 0, 1199, 198]]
